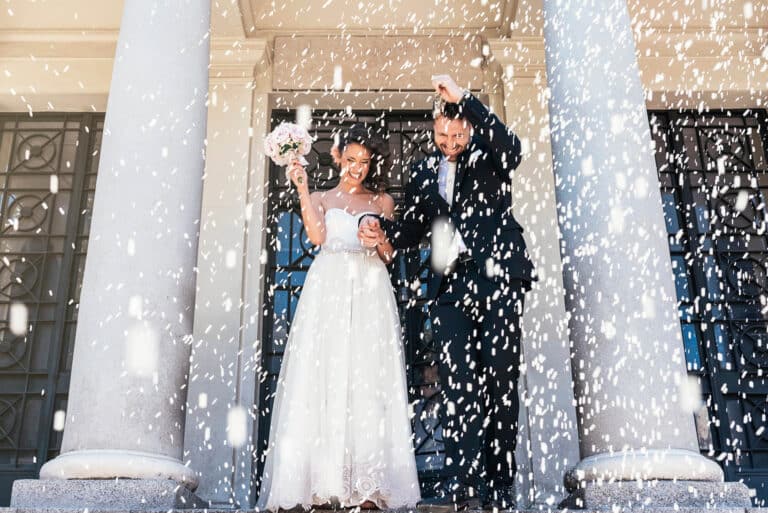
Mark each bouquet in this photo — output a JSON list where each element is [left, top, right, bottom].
[[264, 122, 314, 184]]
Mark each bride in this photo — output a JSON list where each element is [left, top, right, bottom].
[[256, 124, 421, 511]]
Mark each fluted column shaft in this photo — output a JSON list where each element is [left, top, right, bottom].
[[40, 0, 211, 489], [542, 0, 722, 484]]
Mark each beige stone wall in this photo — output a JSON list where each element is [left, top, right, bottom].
[[271, 35, 484, 91]]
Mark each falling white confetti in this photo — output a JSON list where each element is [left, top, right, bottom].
[[734, 190, 749, 213], [600, 320, 616, 340], [332, 65, 343, 90], [716, 156, 727, 175], [743, 2, 754, 19], [225, 250, 237, 269], [9, 303, 28, 336], [128, 295, 143, 319], [53, 410, 66, 432], [125, 322, 159, 376], [245, 202, 253, 222], [227, 406, 247, 447], [50, 175, 59, 194], [198, 392, 208, 409], [610, 114, 624, 134], [485, 257, 496, 278], [678, 375, 703, 413], [608, 206, 625, 233], [633, 176, 649, 199], [520, 137, 531, 156], [430, 217, 455, 272], [296, 104, 312, 130], [641, 293, 656, 319]]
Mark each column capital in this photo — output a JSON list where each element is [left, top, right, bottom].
[[210, 37, 271, 85]]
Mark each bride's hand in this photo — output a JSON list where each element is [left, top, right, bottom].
[[359, 218, 385, 248], [288, 160, 308, 191]]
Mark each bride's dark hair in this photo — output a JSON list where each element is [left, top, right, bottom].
[[336, 123, 390, 193]]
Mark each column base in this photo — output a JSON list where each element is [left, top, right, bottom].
[[39, 450, 199, 490], [10, 479, 207, 510], [565, 449, 725, 491], [559, 480, 753, 510]]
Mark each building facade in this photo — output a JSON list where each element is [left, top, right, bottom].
[[0, 0, 766, 509]]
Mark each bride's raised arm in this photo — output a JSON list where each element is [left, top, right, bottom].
[[288, 160, 326, 246]]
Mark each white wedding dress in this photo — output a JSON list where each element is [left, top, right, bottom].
[[256, 208, 421, 511]]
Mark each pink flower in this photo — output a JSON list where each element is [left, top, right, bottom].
[[264, 122, 314, 168]]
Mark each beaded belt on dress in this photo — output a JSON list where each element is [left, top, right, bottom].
[[321, 245, 376, 256]]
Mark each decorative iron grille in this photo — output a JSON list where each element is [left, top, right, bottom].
[[255, 110, 449, 500], [651, 109, 768, 506], [0, 114, 102, 506]]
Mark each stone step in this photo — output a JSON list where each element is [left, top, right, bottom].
[[6, 505, 766, 512], [6, 479, 765, 513]]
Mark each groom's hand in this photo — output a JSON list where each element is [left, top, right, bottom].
[[431, 74, 465, 104], [358, 215, 380, 232]]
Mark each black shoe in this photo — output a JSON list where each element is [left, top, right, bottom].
[[482, 488, 516, 511], [418, 479, 481, 511]]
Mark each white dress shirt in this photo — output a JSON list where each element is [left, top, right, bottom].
[[436, 157, 468, 260]]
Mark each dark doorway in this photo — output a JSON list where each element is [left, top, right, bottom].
[[0, 113, 102, 505], [255, 109, 449, 501], [652, 109, 768, 506]]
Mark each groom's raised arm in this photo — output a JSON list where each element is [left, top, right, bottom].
[[379, 165, 429, 250], [461, 93, 522, 185]]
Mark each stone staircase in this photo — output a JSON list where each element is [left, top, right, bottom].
[[3, 478, 766, 513]]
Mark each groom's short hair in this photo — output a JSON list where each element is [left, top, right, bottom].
[[432, 98, 464, 120]]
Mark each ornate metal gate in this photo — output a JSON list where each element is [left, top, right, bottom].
[[256, 110, 448, 500], [652, 109, 768, 505], [0, 114, 102, 505]]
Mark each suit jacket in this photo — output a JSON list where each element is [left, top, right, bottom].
[[381, 93, 536, 298]]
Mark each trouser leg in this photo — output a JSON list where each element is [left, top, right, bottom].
[[480, 281, 525, 492], [433, 303, 482, 491]]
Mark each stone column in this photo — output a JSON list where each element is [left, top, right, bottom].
[[542, 0, 746, 508], [13, 0, 210, 508], [488, 39, 582, 507], [183, 39, 271, 509]]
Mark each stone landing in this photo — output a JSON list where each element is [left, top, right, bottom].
[[5, 479, 764, 513], [561, 481, 755, 510]]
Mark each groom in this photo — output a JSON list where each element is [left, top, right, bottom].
[[359, 75, 535, 510]]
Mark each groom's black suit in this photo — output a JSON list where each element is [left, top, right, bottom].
[[380, 93, 536, 499]]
